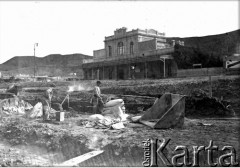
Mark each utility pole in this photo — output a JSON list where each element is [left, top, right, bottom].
[[34, 43, 38, 79]]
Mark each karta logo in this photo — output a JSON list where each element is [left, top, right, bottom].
[[142, 138, 239, 167]]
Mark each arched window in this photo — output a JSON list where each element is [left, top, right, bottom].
[[117, 42, 124, 55], [130, 42, 134, 55], [108, 46, 112, 57]]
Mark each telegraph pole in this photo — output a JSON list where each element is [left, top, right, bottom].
[[34, 43, 38, 79]]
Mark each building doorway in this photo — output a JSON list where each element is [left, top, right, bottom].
[[118, 69, 124, 80]]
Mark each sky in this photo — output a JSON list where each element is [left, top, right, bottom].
[[0, 1, 239, 64]]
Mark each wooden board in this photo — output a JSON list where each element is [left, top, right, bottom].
[[55, 150, 104, 166]]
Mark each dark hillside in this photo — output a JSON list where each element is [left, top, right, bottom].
[[0, 53, 92, 76], [167, 29, 240, 69]]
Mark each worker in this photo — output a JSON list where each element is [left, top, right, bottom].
[[6, 84, 21, 96], [41, 87, 53, 121], [91, 81, 104, 114]]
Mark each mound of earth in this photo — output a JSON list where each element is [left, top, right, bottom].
[[185, 89, 235, 117]]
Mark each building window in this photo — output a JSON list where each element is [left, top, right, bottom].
[[117, 42, 124, 55], [108, 46, 112, 57], [130, 42, 134, 55]]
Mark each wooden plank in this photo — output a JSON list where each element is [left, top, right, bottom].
[[139, 120, 156, 128], [55, 150, 104, 166]]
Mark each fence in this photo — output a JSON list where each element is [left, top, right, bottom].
[[177, 68, 225, 77]]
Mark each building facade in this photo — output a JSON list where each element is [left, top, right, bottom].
[[82, 27, 178, 80]]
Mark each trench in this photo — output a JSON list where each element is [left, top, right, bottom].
[[0, 134, 145, 167], [55, 138, 145, 167], [0, 139, 64, 166], [77, 144, 144, 167], [0, 131, 231, 167]]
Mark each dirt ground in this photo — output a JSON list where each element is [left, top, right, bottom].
[[0, 75, 239, 166]]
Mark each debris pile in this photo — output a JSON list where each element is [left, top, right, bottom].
[[79, 115, 122, 129], [79, 99, 129, 130], [185, 89, 235, 117], [0, 96, 55, 120], [0, 97, 33, 117]]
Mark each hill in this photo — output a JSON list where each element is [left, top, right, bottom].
[[0, 53, 92, 77], [167, 29, 240, 69]]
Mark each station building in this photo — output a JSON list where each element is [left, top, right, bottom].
[[82, 27, 178, 80]]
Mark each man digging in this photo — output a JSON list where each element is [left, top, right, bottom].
[[91, 81, 104, 114], [42, 87, 53, 121]]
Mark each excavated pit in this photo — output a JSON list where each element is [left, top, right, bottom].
[[1, 77, 239, 166], [0, 137, 145, 166], [0, 117, 146, 166]]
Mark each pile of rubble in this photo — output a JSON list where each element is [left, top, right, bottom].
[[185, 89, 235, 117], [78, 115, 125, 130], [79, 99, 129, 130], [0, 97, 32, 116], [0, 96, 54, 120]]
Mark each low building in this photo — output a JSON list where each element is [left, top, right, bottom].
[[82, 27, 178, 80], [224, 54, 240, 69], [223, 42, 240, 69]]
